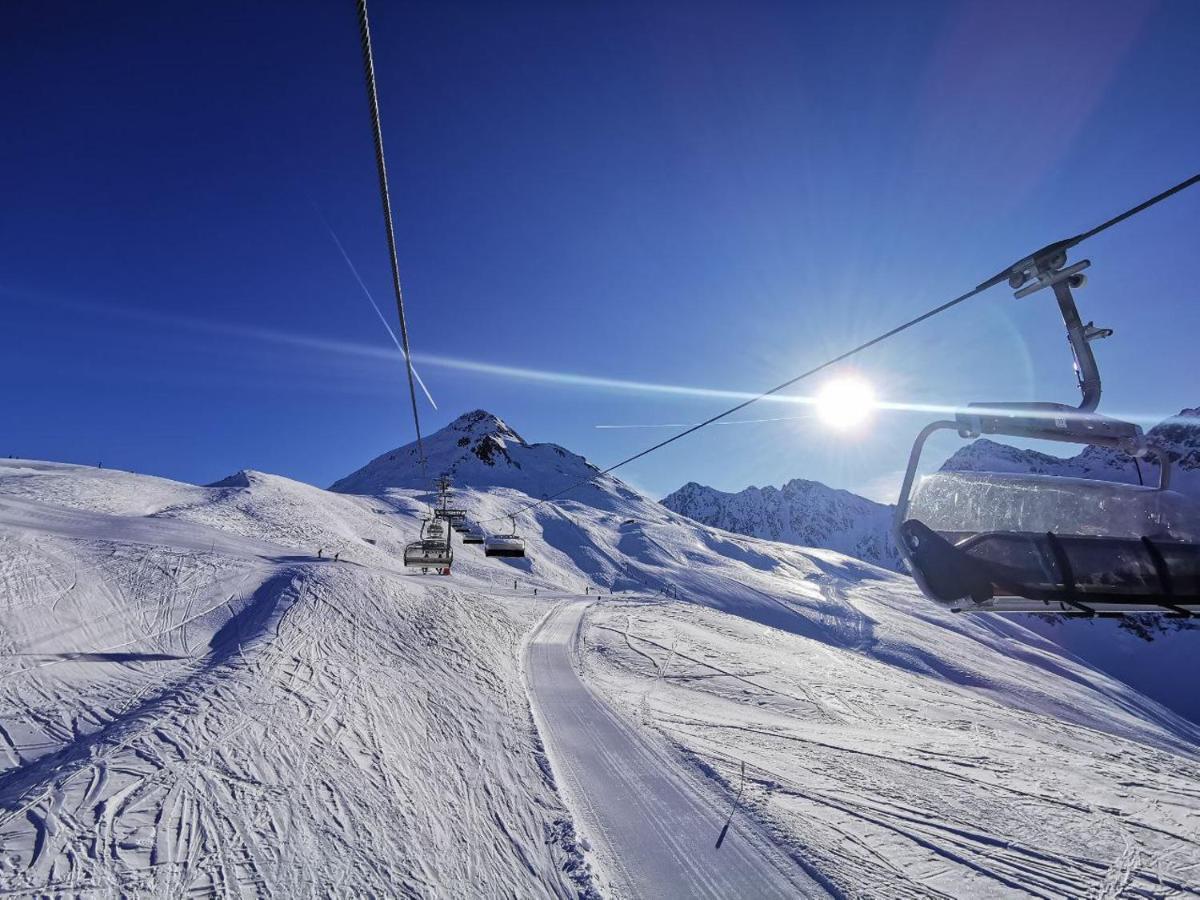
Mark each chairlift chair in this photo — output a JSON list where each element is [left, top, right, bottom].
[[423, 517, 448, 543], [428, 475, 470, 531], [462, 527, 484, 545], [435, 507, 468, 526], [484, 517, 527, 558], [894, 248, 1200, 616], [403, 517, 454, 575]]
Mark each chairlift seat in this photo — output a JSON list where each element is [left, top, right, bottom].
[[484, 535, 526, 558], [403, 539, 454, 570], [899, 471, 1200, 614]]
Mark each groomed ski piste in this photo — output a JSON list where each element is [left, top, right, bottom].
[[1, 411, 1197, 897]]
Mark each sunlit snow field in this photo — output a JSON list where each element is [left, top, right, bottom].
[[1, 420, 1197, 896]]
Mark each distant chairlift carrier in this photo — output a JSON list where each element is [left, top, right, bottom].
[[441, 510, 470, 533], [484, 517, 527, 558], [404, 516, 454, 575], [431, 476, 468, 529], [405, 472, 458, 576], [894, 245, 1200, 616]]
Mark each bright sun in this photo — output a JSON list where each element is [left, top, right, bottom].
[[815, 376, 876, 429]]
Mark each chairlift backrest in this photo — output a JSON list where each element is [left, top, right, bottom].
[[483, 533, 526, 558], [403, 535, 453, 571], [483, 517, 527, 558]]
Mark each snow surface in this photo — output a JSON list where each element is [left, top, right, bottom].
[[1, 410, 1198, 896], [527, 600, 820, 898]]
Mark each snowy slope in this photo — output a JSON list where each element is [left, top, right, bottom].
[[0, 462, 594, 897], [2, 412, 1199, 896], [581, 598, 1200, 898], [526, 601, 820, 898], [661, 479, 902, 571]]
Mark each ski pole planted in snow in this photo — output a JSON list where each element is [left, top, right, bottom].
[[715, 761, 747, 850]]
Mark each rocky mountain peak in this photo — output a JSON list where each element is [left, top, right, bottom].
[[329, 410, 636, 508], [661, 478, 902, 571]]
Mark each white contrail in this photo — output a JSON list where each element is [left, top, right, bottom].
[[409, 351, 801, 406], [317, 212, 438, 410], [595, 415, 815, 429], [15, 289, 1182, 431]]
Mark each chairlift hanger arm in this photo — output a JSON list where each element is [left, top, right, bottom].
[[956, 247, 1144, 454]]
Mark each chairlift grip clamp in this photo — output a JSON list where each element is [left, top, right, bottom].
[[1005, 249, 1107, 415], [1012, 259, 1090, 299]]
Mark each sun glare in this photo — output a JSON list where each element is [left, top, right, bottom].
[[815, 376, 876, 429]]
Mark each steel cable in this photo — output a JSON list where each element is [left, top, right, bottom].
[[355, 0, 427, 476]]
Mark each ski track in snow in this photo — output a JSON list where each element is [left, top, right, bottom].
[[525, 599, 824, 898], [0, 434, 1198, 898], [582, 600, 1200, 898], [0, 472, 594, 897]]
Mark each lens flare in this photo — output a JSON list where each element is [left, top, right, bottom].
[[815, 377, 876, 429], [315, 206, 438, 409]]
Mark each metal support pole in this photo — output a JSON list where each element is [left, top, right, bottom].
[[1051, 279, 1102, 413]]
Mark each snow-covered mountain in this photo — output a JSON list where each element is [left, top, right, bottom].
[[660, 479, 902, 571], [941, 407, 1200, 497], [332, 409, 640, 509], [2, 411, 1198, 896]]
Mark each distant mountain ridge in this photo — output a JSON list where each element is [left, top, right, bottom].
[[660, 478, 902, 571]]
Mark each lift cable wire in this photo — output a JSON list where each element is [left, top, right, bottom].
[[477, 171, 1200, 526], [355, 0, 427, 476], [1070, 173, 1200, 247]]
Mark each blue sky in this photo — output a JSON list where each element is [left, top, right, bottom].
[[4, 0, 1198, 502]]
